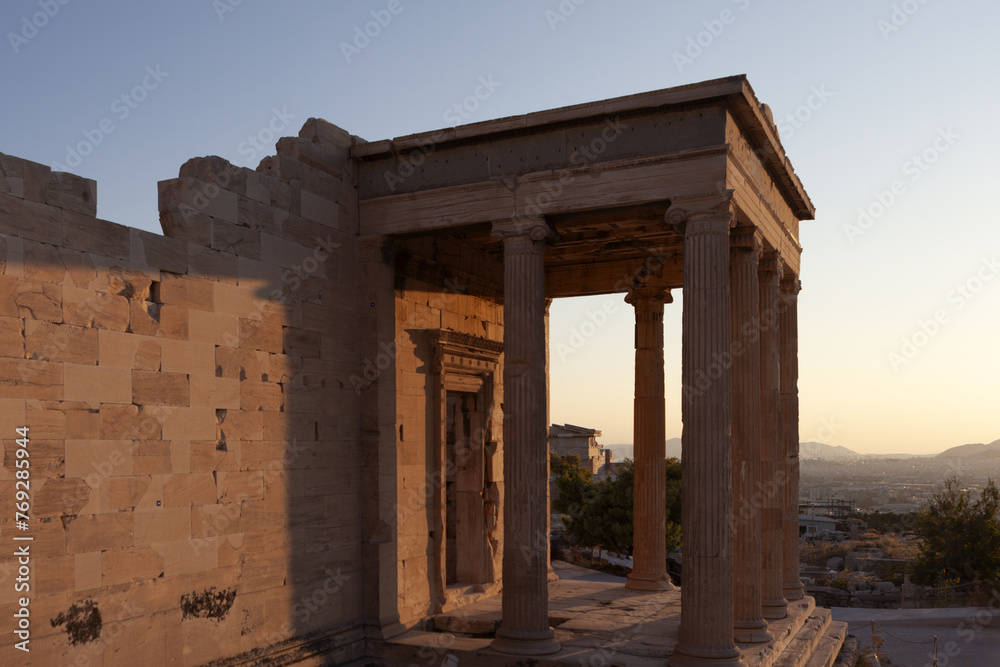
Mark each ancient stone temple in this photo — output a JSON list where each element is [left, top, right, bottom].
[[0, 75, 844, 665]]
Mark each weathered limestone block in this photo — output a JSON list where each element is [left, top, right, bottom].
[[63, 211, 131, 261], [107, 267, 153, 300], [236, 256, 281, 290], [99, 404, 163, 440], [0, 187, 64, 243], [256, 172, 293, 212], [129, 228, 187, 274], [240, 381, 283, 412], [65, 410, 99, 439], [74, 551, 101, 591], [133, 507, 192, 545], [14, 278, 63, 321], [187, 309, 238, 346], [159, 187, 214, 247], [129, 299, 160, 336], [217, 471, 264, 502], [299, 117, 355, 158], [178, 156, 248, 198], [32, 477, 93, 517], [63, 285, 129, 330], [32, 554, 75, 597], [188, 244, 238, 284], [212, 219, 261, 258], [190, 375, 239, 409], [216, 346, 268, 381], [262, 412, 314, 441], [191, 440, 238, 473], [159, 339, 214, 375], [97, 330, 160, 369], [160, 273, 214, 311], [104, 476, 154, 513], [161, 408, 215, 441], [45, 171, 97, 216], [25, 320, 98, 364], [0, 358, 63, 399], [239, 318, 282, 353], [163, 473, 217, 508], [282, 326, 321, 357], [23, 240, 68, 284], [133, 440, 172, 475], [66, 439, 132, 479], [0, 315, 23, 357], [159, 176, 239, 227], [155, 538, 219, 576], [157, 304, 188, 339], [0, 152, 26, 196], [132, 369, 191, 407], [256, 154, 304, 190], [66, 512, 134, 552]]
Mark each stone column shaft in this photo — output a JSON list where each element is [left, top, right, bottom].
[[758, 252, 787, 620], [492, 224, 560, 656], [671, 210, 744, 667], [729, 229, 771, 643], [781, 277, 805, 601], [626, 287, 674, 592]]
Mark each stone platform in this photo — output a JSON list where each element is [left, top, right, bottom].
[[362, 562, 846, 666]]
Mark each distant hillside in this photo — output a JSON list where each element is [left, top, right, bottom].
[[800, 442, 859, 459], [937, 439, 1000, 459], [603, 438, 681, 462], [602, 438, 1000, 461]]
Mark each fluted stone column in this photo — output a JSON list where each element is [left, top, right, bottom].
[[780, 276, 805, 601], [670, 208, 745, 667], [758, 252, 787, 620], [729, 228, 772, 643], [626, 286, 675, 592], [491, 220, 560, 656], [546, 298, 557, 583]]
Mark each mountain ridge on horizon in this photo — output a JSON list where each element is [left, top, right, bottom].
[[600, 438, 1000, 460]]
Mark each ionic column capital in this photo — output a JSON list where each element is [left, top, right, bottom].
[[492, 217, 557, 244], [780, 274, 802, 296], [665, 190, 736, 236], [729, 225, 762, 263], [758, 251, 784, 282], [625, 286, 673, 308]]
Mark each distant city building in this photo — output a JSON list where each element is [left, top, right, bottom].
[[800, 498, 854, 519], [800, 514, 838, 536], [549, 423, 614, 478]]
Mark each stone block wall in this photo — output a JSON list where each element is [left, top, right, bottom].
[[0, 118, 365, 666]]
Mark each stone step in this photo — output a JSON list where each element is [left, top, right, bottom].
[[805, 622, 848, 667], [371, 629, 669, 667], [773, 608, 834, 667], [833, 636, 860, 667], [740, 597, 818, 667]]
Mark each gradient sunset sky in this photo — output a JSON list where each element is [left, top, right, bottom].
[[2, 1, 996, 455]]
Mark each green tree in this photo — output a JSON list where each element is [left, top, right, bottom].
[[550, 454, 682, 556], [664, 457, 682, 552], [551, 453, 592, 516], [913, 477, 1000, 585]]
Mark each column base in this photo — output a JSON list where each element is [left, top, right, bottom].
[[491, 628, 561, 656], [733, 620, 773, 644], [670, 645, 746, 666], [761, 600, 788, 620], [626, 573, 676, 592], [783, 583, 805, 601]]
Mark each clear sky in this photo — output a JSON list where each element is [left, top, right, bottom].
[[2, 1, 997, 455]]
